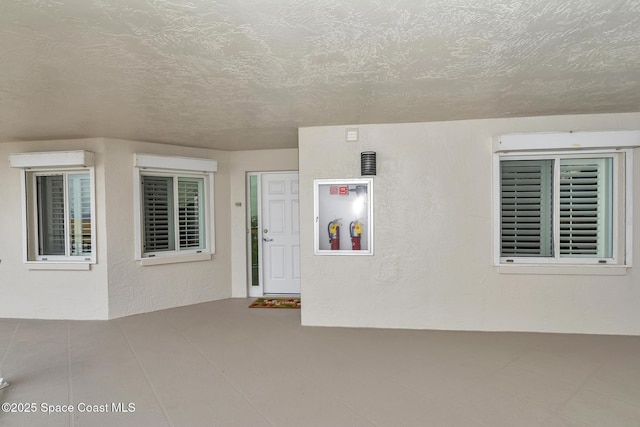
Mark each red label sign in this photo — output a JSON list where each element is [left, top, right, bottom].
[[329, 185, 349, 195]]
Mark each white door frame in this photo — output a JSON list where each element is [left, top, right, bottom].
[[246, 171, 299, 297], [247, 172, 263, 297]]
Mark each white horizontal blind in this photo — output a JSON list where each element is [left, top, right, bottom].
[[37, 175, 66, 255], [68, 173, 92, 256], [178, 177, 204, 249], [559, 158, 612, 257], [500, 160, 553, 257], [142, 176, 175, 253]]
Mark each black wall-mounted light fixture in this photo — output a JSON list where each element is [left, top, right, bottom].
[[361, 151, 376, 176]]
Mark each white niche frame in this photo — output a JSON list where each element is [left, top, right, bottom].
[[314, 178, 374, 256]]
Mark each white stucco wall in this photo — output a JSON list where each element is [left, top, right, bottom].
[[228, 149, 299, 297], [0, 139, 109, 320], [0, 138, 232, 320], [103, 139, 232, 319], [299, 112, 640, 335]]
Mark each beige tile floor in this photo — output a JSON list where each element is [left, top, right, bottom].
[[1, 298, 639, 427]]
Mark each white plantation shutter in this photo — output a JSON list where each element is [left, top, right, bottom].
[[559, 158, 613, 257], [10, 152, 96, 262], [142, 176, 175, 252], [178, 177, 204, 249], [68, 173, 92, 256], [500, 156, 615, 261], [141, 174, 209, 256], [500, 160, 553, 257], [135, 154, 214, 259], [37, 175, 66, 255], [35, 172, 93, 258], [494, 134, 633, 266]]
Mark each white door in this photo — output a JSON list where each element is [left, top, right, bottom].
[[262, 172, 300, 294]]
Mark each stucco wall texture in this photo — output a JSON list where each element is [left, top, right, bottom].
[[299, 112, 640, 335], [1, 139, 109, 319], [0, 138, 232, 320], [2, 111, 640, 335], [103, 139, 232, 319]]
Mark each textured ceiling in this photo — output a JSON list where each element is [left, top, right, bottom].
[[1, 0, 639, 150]]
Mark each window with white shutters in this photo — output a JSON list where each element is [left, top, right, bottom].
[[140, 173, 207, 257], [142, 176, 175, 253], [559, 158, 612, 258], [134, 154, 216, 263], [500, 160, 553, 257], [178, 177, 205, 249], [29, 171, 95, 261], [37, 175, 66, 255], [497, 152, 621, 265], [8, 151, 97, 265], [68, 173, 92, 256]]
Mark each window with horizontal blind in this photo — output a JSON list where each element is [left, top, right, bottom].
[[496, 151, 627, 266], [500, 159, 553, 257], [559, 158, 613, 258], [141, 175, 206, 255], [8, 151, 96, 266], [177, 177, 205, 249], [134, 154, 216, 263], [26, 170, 95, 262], [142, 176, 175, 252]]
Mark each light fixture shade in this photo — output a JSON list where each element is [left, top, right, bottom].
[[361, 151, 376, 175]]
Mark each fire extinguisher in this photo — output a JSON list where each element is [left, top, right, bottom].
[[328, 219, 340, 250], [350, 220, 362, 250]]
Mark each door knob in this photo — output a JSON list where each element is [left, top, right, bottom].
[[263, 237, 273, 242]]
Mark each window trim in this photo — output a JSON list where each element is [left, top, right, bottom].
[[133, 154, 217, 264], [492, 131, 640, 274], [30, 170, 95, 262], [9, 151, 97, 266], [493, 147, 633, 269], [139, 171, 207, 255]]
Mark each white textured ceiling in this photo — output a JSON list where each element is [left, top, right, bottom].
[[1, 0, 639, 150]]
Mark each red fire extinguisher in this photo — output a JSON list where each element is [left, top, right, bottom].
[[350, 220, 362, 250], [328, 219, 340, 250]]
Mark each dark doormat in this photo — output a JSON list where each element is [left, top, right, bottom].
[[249, 298, 301, 308]]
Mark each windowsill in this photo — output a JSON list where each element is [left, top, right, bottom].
[[26, 262, 92, 271], [497, 264, 629, 276], [139, 252, 212, 266]]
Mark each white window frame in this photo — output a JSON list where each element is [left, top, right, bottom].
[[493, 131, 638, 271], [9, 151, 97, 268], [133, 154, 216, 266]]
